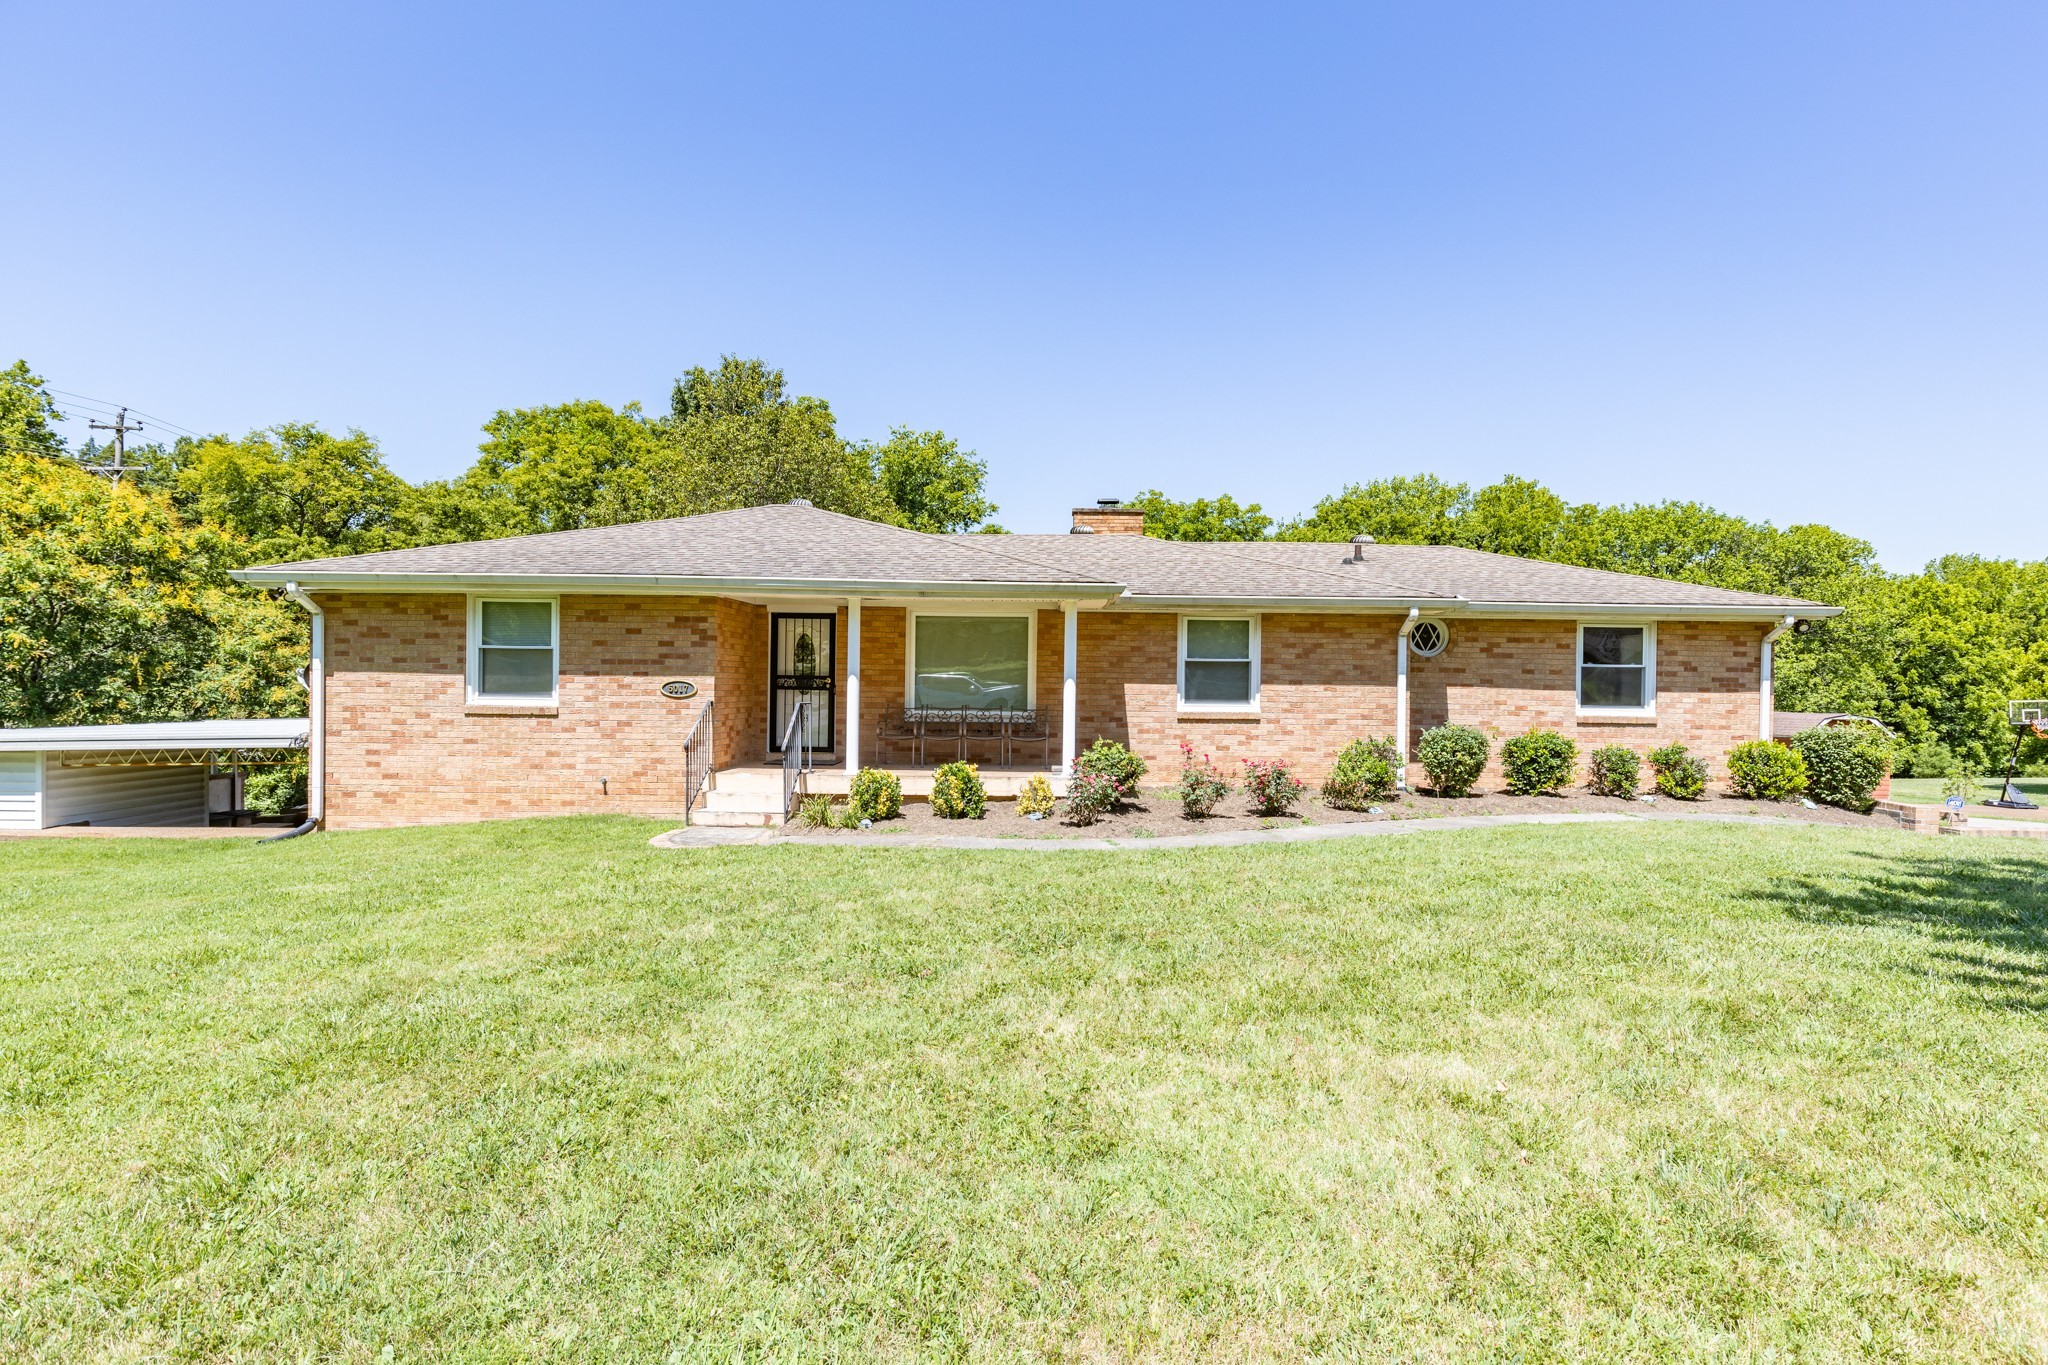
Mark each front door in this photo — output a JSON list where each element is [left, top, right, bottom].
[[769, 613, 835, 754]]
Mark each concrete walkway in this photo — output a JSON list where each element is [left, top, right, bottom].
[[645, 810, 1850, 853]]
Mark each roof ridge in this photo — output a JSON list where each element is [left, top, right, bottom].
[[1189, 538, 1452, 600]]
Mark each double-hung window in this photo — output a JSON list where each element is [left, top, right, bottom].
[[470, 598, 558, 702], [1179, 616, 1259, 711], [1577, 623, 1654, 713]]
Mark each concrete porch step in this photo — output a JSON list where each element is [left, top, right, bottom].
[[690, 807, 786, 828]]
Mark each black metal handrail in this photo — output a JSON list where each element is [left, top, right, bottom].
[[681, 699, 715, 827], [780, 699, 812, 818]]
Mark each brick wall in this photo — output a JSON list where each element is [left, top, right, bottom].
[[322, 593, 718, 828], [319, 593, 1770, 825], [1072, 610, 1404, 781], [1408, 618, 1766, 782]]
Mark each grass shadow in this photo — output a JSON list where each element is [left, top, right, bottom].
[[1758, 844, 2048, 1010]]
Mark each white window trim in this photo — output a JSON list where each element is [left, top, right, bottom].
[[1576, 620, 1656, 718], [904, 606, 1038, 711], [467, 595, 560, 705], [1178, 614, 1261, 714]]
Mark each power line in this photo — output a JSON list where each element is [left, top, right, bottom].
[[44, 387, 208, 441]]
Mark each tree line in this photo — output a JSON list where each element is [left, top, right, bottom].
[[3, 357, 2042, 775]]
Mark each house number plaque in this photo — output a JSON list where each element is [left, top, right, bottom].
[[659, 680, 698, 700]]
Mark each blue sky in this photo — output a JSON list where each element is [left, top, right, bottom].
[[8, 2, 2043, 569]]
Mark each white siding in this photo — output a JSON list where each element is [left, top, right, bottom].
[[0, 753, 38, 830], [40, 763, 207, 828]]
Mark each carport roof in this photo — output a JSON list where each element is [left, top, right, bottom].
[[0, 719, 309, 752]]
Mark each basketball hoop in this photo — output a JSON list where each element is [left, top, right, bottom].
[[1990, 700, 2048, 809]]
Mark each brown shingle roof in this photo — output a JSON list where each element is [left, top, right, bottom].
[[237, 503, 1114, 590], [234, 503, 1833, 613]]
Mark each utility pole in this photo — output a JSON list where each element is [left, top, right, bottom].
[[82, 408, 145, 482]]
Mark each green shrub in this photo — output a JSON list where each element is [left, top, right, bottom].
[[1648, 743, 1708, 801], [1015, 773, 1056, 818], [1063, 772, 1120, 825], [847, 767, 902, 822], [930, 762, 986, 819], [1727, 740, 1807, 801], [1585, 745, 1640, 798], [1788, 726, 1891, 811], [1073, 738, 1147, 800], [1241, 758, 1306, 815], [795, 793, 836, 828], [1501, 730, 1578, 795], [245, 759, 308, 815], [1323, 737, 1398, 809], [1170, 738, 1231, 817], [1417, 724, 1490, 797], [1900, 737, 1962, 780]]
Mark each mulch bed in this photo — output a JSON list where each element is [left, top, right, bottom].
[[787, 785, 1899, 839]]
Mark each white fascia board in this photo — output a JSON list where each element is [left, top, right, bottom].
[[1121, 595, 1837, 619], [228, 570, 1128, 601]]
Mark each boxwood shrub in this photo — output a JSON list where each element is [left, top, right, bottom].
[[1322, 737, 1399, 809], [930, 761, 986, 819], [1416, 724, 1490, 797], [1788, 726, 1890, 810], [1585, 745, 1641, 798], [1648, 743, 1708, 801], [1501, 730, 1578, 795], [847, 767, 903, 822], [1726, 740, 1807, 801]]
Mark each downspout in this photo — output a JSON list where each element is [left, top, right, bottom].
[[1759, 614, 1796, 742], [1395, 608, 1420, 790], [263, 581, 325, 842]]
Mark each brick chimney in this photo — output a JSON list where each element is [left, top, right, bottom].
[[1070, 498, 1147, 535]]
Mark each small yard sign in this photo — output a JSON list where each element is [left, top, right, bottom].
[[1944, 794, 1966, 811], [659, 680, 698, 700]]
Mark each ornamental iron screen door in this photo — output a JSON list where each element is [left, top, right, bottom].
[[769, 613, 835, 754]]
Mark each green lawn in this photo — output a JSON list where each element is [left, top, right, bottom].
[[1890, 774, 2048, 808], [4, 820, 2048, 1361]]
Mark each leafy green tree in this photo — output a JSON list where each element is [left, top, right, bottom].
[[866, 428, 998, 532], [423, 400, 665, 540], [174, 424, 417, 565], [0, 360, 67, 460], [1278, 475, 1470, 543], [1128, 489, 1273, 541], [0, 454, 301, 726], [652, 357, 891, 519]]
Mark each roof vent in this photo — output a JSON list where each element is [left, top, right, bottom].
[[1070, 524, 1097, 534], [1097, 498, 1121, 508], [787, 497, 813, 507], [1349, 533, 1375, 562]]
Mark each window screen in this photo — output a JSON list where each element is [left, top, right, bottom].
[[1183, 618, 1254, 704], [477, 600, 555, 696], [1580, 626, 1646, 708]]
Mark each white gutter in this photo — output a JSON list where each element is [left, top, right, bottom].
[[1120, 596, 1839, 619], [1396, 608, 1420, 790], [230, 569, 1128, 600], [1759, 614, 1796, 741], [280, 582, 324, 830]]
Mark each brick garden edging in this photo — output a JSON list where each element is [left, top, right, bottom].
[[649, 810, 1886, 853]]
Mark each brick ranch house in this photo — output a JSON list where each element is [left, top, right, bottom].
[[232, 501, 1838, 829]]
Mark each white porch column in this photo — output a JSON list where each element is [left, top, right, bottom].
[[1760, 614, 1794, 742], [845, 596, 862, 773], [1395, 608, 1419, 790], [1060, 601, 1079, 777]]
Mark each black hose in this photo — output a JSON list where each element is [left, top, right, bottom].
[[259, 818, 320, 843]]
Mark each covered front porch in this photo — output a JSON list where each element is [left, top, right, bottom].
[[692, 592, 1090, 825]]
